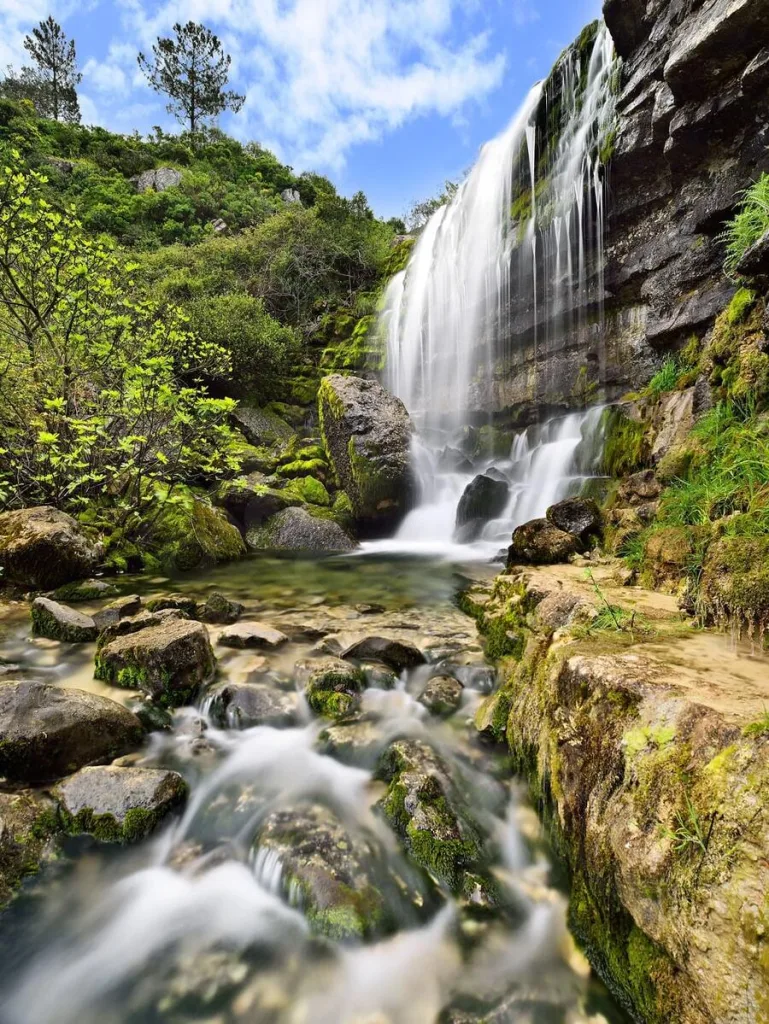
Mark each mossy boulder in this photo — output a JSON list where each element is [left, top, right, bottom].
[[0, 506, 102, 590], [700, 534, 769, 630], [509, 518, 579, 565], [149, 499, 245, 572], [297, 656, 367, 720], [0, 681, 144, 782], [207, 682, 300, 729], [230, 405, 296, 449], [95, 620, 216, 707], [54, 765, 187, 844], [31, 598, 98, 643], [546, 497, 602, 542], [51, 579, 117, 602], [318, 374, 414, 533], [254, 803, 389, 940], [247, 507, 357, 553], [216, 474, 299, 525], [196, 592, 244, 625], [418, 675, 464, 717], [0, 790, 60, 909]]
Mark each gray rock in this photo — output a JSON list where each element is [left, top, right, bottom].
[[96, 608, 184, 645], [197, 592, 244, 625], [617, 469, 662, 505], [217, 475, 298, 527], [0, 681, 144, 782], [0, 506, 102, 590], [280, 188, 303, 205], [341, 636, 425, 672], [418, 676, 464, 717], [145, 594, 198, 616], [735, 229, 769, 282], [218, 621, 288, 649], [318, 374, 414, 531], [31, 598, 98, 643], [45, 156, 74, 175], [51, 579, 118, 602], [248, 507, 357, 553], [92, 594, 143, 631], [455, 474, 509, 540], [54, 765, 187, 843], [95, 620, 216, 707], [317, 718, 385, 766], [546, 497, 602, 542], [508, 519, 579, 566], [230, 405, 295, 448], [133, 167, 182, 193], [207, 682, 300, 729]]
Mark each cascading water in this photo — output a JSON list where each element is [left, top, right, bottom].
[[377, 24, 618, 558]]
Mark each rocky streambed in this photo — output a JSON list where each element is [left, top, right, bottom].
[[0, 553, 626, 1024]]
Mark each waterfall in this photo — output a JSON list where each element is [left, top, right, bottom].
[[373, 23, 618, 559]]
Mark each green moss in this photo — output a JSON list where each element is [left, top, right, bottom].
[[283, 476, 331, 506], [52, 580, 118, 602], [600, 407, 651, 478], [306, 689, 358, 720], [700, 534, 769, 630], [729, 288, 757, 326], [149, 497, 245, 572], [61, 805, 161, 844], [276, 458, 329, 480]]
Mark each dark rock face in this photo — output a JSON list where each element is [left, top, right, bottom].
[[509, 519, 579, 566], [0, 682, 144, 781], [248, 507, 357, 553], [54, 765, 187, 843], [546, 497, 602, 541], [318, 375, 414, 533], [455, 474, 509, 540], [0, 507, 102, 590]]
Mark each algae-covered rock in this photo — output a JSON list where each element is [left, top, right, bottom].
[[254, 803, 389, 940], [508, 519, 579, 565], [217, 475, 300, 528], [231, 405, 296, 449], [51, 579, 117, 602], [218, 621, 288, 649], [54, 765, 187, 843], [643, 526, 707, 590], [0, 790, 59, 909], [318, 374, 414, 532], [418, 676, 464, 717], [95, 620, 216, 707], [207, 682, 300, 729], [0, 506, 102, 590], [700, 534, 769, 629], [377, 738, 482, 892], [341, 635, 425, 672], [149, 499, 245, 572], [145, 594, 198, 616], [247, 507, 357, 553], [546, 497, 602, 542], [196, 592, 244, 625], [31, 598, 98, 643], [0, 681, 144, 781], [297, 657, 366, 720]]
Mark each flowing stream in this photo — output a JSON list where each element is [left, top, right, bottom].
[[0, 556, 627, 1024]]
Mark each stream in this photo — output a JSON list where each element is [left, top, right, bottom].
[[0, 552, 628, 1024]]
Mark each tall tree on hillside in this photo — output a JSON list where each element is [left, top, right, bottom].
[[15, 16, 82, 123], [138, 22, 245, 137]]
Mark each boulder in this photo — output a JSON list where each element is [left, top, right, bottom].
[[508, 519, 579, 566], [218, 621, 288, 649], [145, 594, 198, 616], [96, 608, 185, 645], [280, 188, 303, 205], [95, 620, 216, 707], [247, 507, 357, 553], [230, 405, 295, 448], [297, 657, 366, 720], [30, 598, 98, 643], [455, 474, 509, 540], [341, 636, 425, 673], [93, 594, 143, 631], [207, 682, 300, 729], [51, 579, 117, 602], [133, 167, 182, 193], [318, 374, 414, 531], [0, 681, 144, 781], [546, 497, 602, 542], [0, 507, 102, 590], [54, 765, 187, 843], [217, 475, 299, 527], [0, 790, 59, 909], [197, 592, 244, 625], [254, 804, 387, 940], [418, 676, 464, 717]]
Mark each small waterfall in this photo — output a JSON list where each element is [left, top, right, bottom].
[[375, 23, 618, 558]]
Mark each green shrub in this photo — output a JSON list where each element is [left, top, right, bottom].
[[720, 174, 769, 277], [642, 357, 681, 398]]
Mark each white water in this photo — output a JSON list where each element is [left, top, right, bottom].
[[375, 25, 618, 561]]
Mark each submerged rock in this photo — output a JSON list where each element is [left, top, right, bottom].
[[197, 592, 244, 625], [254, 803, 388, 940], [508, 519, 579, 565], [341, 636, 426, 673], [297, 657, 366, 720], [0, 506, 102, 590], [545, 497, 602, 542], [30, 598, 98, 643], [318, 374, 414, 532], [0, 790, 59, 909], [95, 620, 216, 707], [218, 621, 288, 649], [51, 579, 117, 602], [418, 676, 464, 717], [455, 474, 509, 540], [0, 681, 144, 781], [317, 718, 385, 767], [248, 507, 357, 553], [55, 765, 187, 843], [207, 682, 300, 729]]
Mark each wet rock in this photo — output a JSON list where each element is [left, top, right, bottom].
[[603, 0, 649, 58], [377, 738, 482, 891], [356, 603, 385, 615], [455, 474, 509, 540], [51, 579, 117, 602], [196, 592, 244, 625], [0, 506, 102, 590], [508, 519, 579, 566], [30, 598, 98, 643], [418, 676, 464, 717], [218, 621, 288, 649], [318, 374, 414, 532], [95, 620, 216, 707], [96, 608, 184, 646], [145, 594, 198, 616], [207, 682, 300, 729], [317, 718, 385, 767], [54, 765, 187, 843], [341, 636, 426, 673], [92, 594, 143, 631], [231, 404, 295, 448], [439, 446, 474, 474], [129, 699, 174, 733], [533, 589, 597, 632], [546, 497, 602, 542], [0, 681, 144, 781], [643, 526, 706, 590], [361, 663, 398, 690], [254, 803, 388, 940], [297, 657, 366, 720], [133, 167, 182, 193], [0, 790, 59, 909], [248, 507, 357, 553]]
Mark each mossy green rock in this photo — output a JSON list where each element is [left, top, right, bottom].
[[318, 374, 414, 531], [0, 506, 102, 590], [54, 765, 187, 843], [700, 534, 769, 629], [31, 597, 98, 643], [51, 579, 118, 602], [255, 803, 389, 940], [150, 499, 245, 572], [95, 619, 216, 708], [297, 657, 366, 720], [509, 518, 579, 565], [0, 790, 59, 910], [247, 507, 357, 553]]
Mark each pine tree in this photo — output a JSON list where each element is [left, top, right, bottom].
[[138, 22, 245, 137], [18, 17, 82, 123]]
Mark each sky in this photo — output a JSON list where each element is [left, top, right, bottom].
[[0, 0, 603, 220]]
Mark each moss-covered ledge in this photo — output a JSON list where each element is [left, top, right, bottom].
[[470, 568, 769, 1024]]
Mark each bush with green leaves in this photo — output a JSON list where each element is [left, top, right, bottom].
[[0, 155, 241, 535], [720, 174, 769, 277]]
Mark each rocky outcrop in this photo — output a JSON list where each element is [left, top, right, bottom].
[[0, 507, 102, 590], [318, 375, 414, 533], [133, 167, 182, 193], [0, 682, 144, 781]]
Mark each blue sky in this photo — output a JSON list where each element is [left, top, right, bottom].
[[0, 0, 602, 219]]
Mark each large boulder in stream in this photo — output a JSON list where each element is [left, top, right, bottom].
[[455, 474, 509, 541], [247, 507, 357, 553], [508, 518, 580, 566], [0, 681, 144, 782], [30, 597, 98, 643], [208, 682, 300, 729], [318, 374, 414, 532], [546, 497, 602, 543], [0, 507, 102, 590]]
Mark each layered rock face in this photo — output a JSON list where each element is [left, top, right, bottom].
[[476, 0, 769, 426]]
